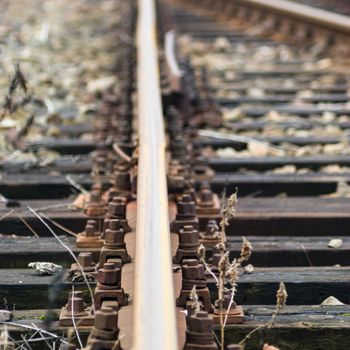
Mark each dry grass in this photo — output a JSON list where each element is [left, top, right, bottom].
[[239, 282, 288, 346], [28, 206, 96, 312]]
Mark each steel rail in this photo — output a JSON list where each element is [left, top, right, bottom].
[[133, 0, 178, 349], [165, 30, 183, 92], [233, 0, 350, 35]]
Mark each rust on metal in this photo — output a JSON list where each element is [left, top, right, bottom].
[[94, 262, 128, 310], [171, 194, 199, 232], [177, 259, 213, 312], [59, 291, 94, 327], [173, 225, 200, 264]]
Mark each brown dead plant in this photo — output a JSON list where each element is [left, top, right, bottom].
[[239, 282, 288, 346]]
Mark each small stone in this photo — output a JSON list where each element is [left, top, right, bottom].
[[87, 76, 117, 94], [223, 107, 242, 121], [213, 36, 231, 50], [247, 87, 265, 98], [216, 147, 237, 157], [244, 264, 254, 274], [321, 296, 344, 306], [322, 111, 336, 123], [328, 239, 343, 249], [248, 141, 269, 157], [335, 181, 350, 198], [271, 165, 296, 174], [317, 58, 333, 69], [0, 310, 13, 322], [28, 262, 62, 275], [0, 118, 16, 129]]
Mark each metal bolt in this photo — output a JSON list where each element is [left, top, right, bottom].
[[94, 307, 119, 332], [78, 252, 93, 268], [84, 223, 96, 237], [108, 197, 126, 218], [188, 311, 213, 334], [199, 188, 213, 205], [105, 227, 124, 245], [67, 291, 85, 314], [109, 219, 122, 231], [89, 191, 101, 204], [182, 260, 205, 280], [179, 225, 199, 245], [177, 194, 196, 217], [97, 263, 121, 286]]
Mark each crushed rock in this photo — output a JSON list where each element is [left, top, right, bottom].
[[321, 296, 345, 306], [28, 262, 62, 275]]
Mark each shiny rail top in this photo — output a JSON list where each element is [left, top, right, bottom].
[[133, 0, 178, 349], [235, 0, 350, 35], [165, 30, 183, 92]]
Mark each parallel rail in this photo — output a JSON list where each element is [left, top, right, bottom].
[[233, 0, 350, 35]]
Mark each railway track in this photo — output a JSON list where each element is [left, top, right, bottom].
[[293, 0, 350, 16], [1, 0, 350, 349]]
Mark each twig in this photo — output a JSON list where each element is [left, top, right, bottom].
[[0, 209, 15, 222], [30, 323, 56, 350], [19, 334, 33, 350], [0, 322, 67, 343], [301, 244, 313, 266], [1, 63, 30, 118], [16, 336, 60, 344], [212, 331, 221, 347], [28, 207, 95, 312], [71, 286, 83, 349], [113, 143, 132, 163], [32, 202, 73, 212], [66, 175, 89, 195], [19, 113, 35, 138], [223, 291, 235, 327], [239, 282, 288, 346], [201, 258, 219, 285], [16, 213, 39, 238], [218, 252, 229, 350], [40, 213, 78, 238], [198, 129, 284, 152]]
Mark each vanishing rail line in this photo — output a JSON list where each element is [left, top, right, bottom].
[[133, 0, 177, 348], [1, 0, 350, 349]]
